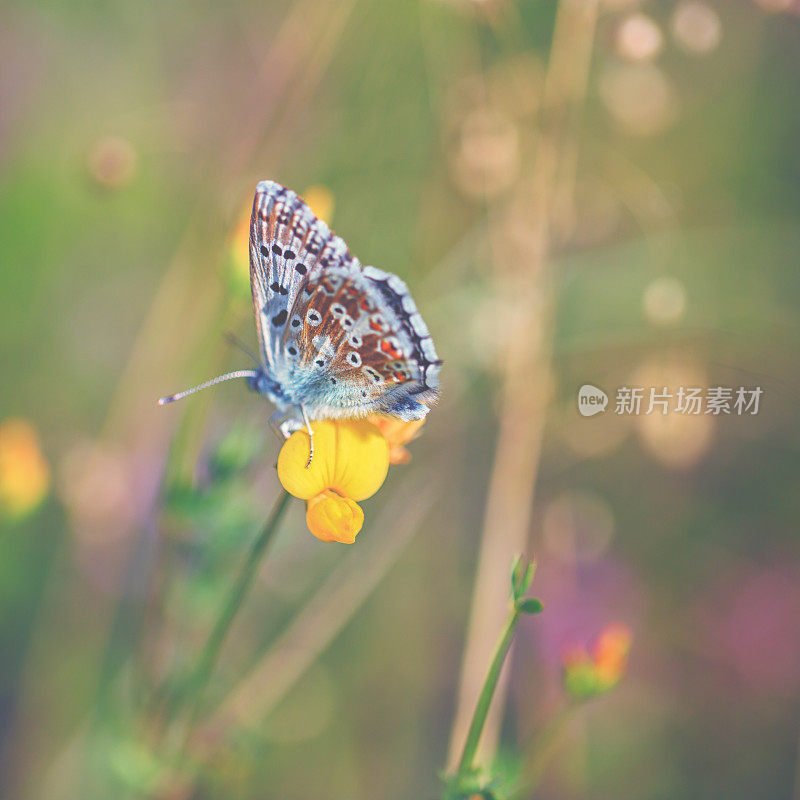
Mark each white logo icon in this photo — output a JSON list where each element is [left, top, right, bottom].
[[578, 384, 608, 417]]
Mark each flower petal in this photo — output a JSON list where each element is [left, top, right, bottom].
[[277, 421, 337, 500], [277, 420, 389, 502], [306, 491, 364, 544], [329, 420, 389, 500]]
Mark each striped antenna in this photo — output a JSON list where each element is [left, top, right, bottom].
[[158, 369, 259, 406]]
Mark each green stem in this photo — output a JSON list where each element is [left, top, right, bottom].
[[456, 605, 521, 776], [179, 490, 292, 716]]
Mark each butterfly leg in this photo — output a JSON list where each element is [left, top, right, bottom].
[[269, 409, 301, 439], [300, 405, 314, 469]]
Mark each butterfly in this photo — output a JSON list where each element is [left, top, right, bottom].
[[159, 180, 441, 464]]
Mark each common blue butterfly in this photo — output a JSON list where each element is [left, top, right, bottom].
[[160, 181, 441, 463]]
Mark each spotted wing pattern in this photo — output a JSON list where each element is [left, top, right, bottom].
[[249, 181, 440, 421], [250, 181, 352, 372]]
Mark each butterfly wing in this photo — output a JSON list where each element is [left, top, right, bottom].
[[249, 181, 440, 421], [249, 180, 354, 372]]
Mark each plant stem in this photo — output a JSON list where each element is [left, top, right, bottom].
[[456, 605, 521, 776], [179, 490, 292, 716]]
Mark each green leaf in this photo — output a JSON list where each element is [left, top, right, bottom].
[[511, 556, 537, 602], [510, 555, 524, 601], [519, 559, 536, 596], [516, 597, 544, 615]]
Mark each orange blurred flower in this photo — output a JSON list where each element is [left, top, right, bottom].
[[368, 415, 426, 464], [0, 418, 50, 519], [562, 623, 632, 700]]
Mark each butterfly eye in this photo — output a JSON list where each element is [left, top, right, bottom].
[[286, 345, 299, 358], [347, 333, 363, 348], [290, 315, 302, 329], [346, 351, 362, 367], [340, 315, 355, 330], [330, 303, 345, 318], [306, 308, 322, 326]]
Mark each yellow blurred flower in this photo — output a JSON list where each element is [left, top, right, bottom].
[[562, 623, 632, 700], [227, 199, 252, 299], [367, 415, 425, 464], [301, 185, 335, 225], [227, 185, 334, 299], [0, 418, 50, 519], [277, 419, 389, 543]]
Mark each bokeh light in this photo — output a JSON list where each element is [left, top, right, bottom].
[[599, 63, 679, 136], [642, 275, 687, 326], [630, 357, 715, 468], [671, 2, 723, 54], [616, 13, 664, 63]]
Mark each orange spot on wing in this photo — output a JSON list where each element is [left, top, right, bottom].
[[380, 340, 401, 359]]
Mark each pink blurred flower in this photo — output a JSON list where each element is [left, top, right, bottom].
[[699, 563, 800, 693]]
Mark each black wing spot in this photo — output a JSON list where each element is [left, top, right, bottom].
[[272, 244, 283, 256], [287, 345, 298, 356], [260, 244, 269, 257], [296, 263, 307, 275], [284, 250, 296, 259], [272, 309, 288, 327]]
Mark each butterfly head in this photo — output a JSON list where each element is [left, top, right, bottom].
[[246, 368, 290, 406]]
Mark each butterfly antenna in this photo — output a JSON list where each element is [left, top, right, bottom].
[[158, 369, 259, 406], [224, 331, 259, 365]]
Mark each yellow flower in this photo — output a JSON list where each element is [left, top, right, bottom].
[[301, 185, 335, 225], [0, 418, 50, 519], [277, 420, 389, 543], [367, 415, 426, 465], [306, 490, 364, 544]]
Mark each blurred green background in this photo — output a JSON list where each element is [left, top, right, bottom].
[[1, 0, 800, 798]]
